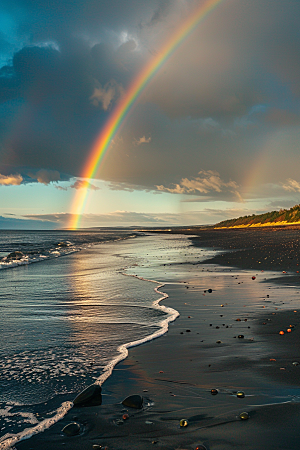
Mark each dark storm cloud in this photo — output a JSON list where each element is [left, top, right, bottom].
[[69, 180, 100, 190], [0, 38, 140, 176], [1, 0, 300, 200]]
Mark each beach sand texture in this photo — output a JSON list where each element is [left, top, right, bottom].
[[14, 228, 300, 450]]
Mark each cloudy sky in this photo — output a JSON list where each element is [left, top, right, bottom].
[[1, 0, 300, 229]]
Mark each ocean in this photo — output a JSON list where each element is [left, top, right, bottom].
[[0, 229, 212, 449]]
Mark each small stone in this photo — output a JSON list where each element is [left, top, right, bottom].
[[179, 419, 189, 427], [115, 419, 124, 425], [73, 384, 102, 407], [186, 329, 191, 332], [208, 289, 212, 293], [122, 394, 143, 409], [279, 331, 285, 335], [239, 412, 249, 420], [252, 276, 256, 280], [62, 422, 80, 436], [292, 361, 299, 366], [238, 335, 244, 339], [92, 445, 102, 450], [216, 340, 222, 344], [195, 445, 207, 450], [210, 389, 218, 395], [237, 391, 245, 398], [122, 413, 129, 420]]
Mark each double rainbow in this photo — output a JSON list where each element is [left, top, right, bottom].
[[69, 0, 224, 229]]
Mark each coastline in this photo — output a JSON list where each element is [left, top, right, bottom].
[[11, 229, 300, 450]]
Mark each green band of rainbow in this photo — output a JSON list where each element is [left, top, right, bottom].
[[69, 0, 224, 229]]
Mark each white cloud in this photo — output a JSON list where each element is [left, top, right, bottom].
[[282, 178, 300, 192], [134, 135, 152, 145], [156, 170, 243, 201], [0, 173, 23, 186]]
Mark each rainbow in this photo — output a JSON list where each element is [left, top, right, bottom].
[[69, 0, 225, 229]]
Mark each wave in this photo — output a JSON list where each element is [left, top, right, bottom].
[[0, 233, 139, 271], [0, 241, 78, 270]]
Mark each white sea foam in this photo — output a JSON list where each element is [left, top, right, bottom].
[[0, 401, 73, 450], [0, 274, 179, 450], [0, 248, 78, 270]]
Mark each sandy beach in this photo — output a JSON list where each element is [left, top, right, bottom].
[[14, 227, 300, 450]]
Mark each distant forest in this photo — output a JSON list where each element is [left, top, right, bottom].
[[215, 204, 300, 228]]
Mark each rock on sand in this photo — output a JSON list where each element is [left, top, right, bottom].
[[73, 384, 102, 407]]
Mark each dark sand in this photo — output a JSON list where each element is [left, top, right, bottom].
[[15, 227, 300, 450], [191, 226, 300, 274]]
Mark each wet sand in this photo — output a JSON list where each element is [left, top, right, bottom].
[[15, 228, 300, 450]]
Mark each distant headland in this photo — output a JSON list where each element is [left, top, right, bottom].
[[215, 204, 300, 228]]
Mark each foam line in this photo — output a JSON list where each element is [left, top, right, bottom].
[[94, 275, 179, 386], [0, 401, 73, 450]]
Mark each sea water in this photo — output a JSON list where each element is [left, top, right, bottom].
[[0, 230, 212, 449]]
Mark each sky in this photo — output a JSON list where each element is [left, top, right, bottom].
[[1, 0, 300, 229]]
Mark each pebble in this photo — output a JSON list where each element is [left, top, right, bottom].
[[238, 335, 244, 339], [122, 394, 143, 409], [62, 422, 80, 436], [293, 361, 300, 366], [179, 419, 189, 427], [92, 445, 102, 450], [210, 389, 218, 395], [195, 446, 207, 450], [239, 412, 249, 420], [216, 340, 222, 344], [114, 419, 124, 425], [237, 391, 245, 398]]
